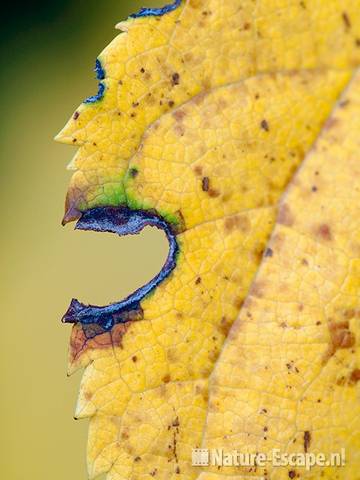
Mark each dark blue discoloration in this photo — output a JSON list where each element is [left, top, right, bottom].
[[84, 59, 106, 104], [84, 83, 105, 104], [62, 207, 179, 333], [95, 58, 105, 80], [130, 0, 182, 18]]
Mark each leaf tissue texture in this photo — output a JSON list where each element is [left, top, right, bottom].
[[56, 1, 360, 479]]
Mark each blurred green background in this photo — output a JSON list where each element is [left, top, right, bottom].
[[0, 1, 168, 479]]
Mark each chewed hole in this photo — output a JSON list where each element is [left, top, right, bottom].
[[60, 225, 168, 307]]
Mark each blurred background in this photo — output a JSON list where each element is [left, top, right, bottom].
[[0, 1, 168, 479]]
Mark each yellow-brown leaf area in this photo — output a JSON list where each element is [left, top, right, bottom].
[[202, 70, 360, 479], [56, 2, 360, 480], [71, 71, 352, 480], [56, 0, 360, 218]]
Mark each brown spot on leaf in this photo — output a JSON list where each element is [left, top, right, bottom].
[[184, 52, 193, 63], [173, 110, 186, 122], [129, 167, 138, 178], [172, 417, 180, 427], [264, 248, 273, 258], [171, 72, 180, 86], [324, 321, 356, 362], [324, 117, 339, 131], [253, 246, 265, 263], [350, 369, 360, 383], [173, 210, 186, 234], [315, 223, 332, 241], [304, 431, 311, 452], [146, 93, 155, 105], [250, 281, 265, 298], [234, 297, 244, 309], [174, 124, 185, 136], [193, 90, 209, 105], [202, 177, 210, 191], [224, 214, 251, 234], [218, 316, 232, 336], [162, 374, 171, 383], [343, 309, 356, 319], [260, 119, 269, 131], [278, 204, 294, 226], [73, 111, 80, 120], [342, 12, 351, 30], [208, 188, 220, 198], [84, 391, 93, 401]]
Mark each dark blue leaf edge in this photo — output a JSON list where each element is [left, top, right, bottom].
[[84, 58, 106, 104], [130, 0, 182, 18], [62, 207, 179, 336]]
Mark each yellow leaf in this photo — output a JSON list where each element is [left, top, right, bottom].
[[203, 70, 360, 479], [56, 1, 360, 479]]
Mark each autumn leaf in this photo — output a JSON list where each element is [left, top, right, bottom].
[[56, 1, 360, 479], [203, 71, 360, 480]]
